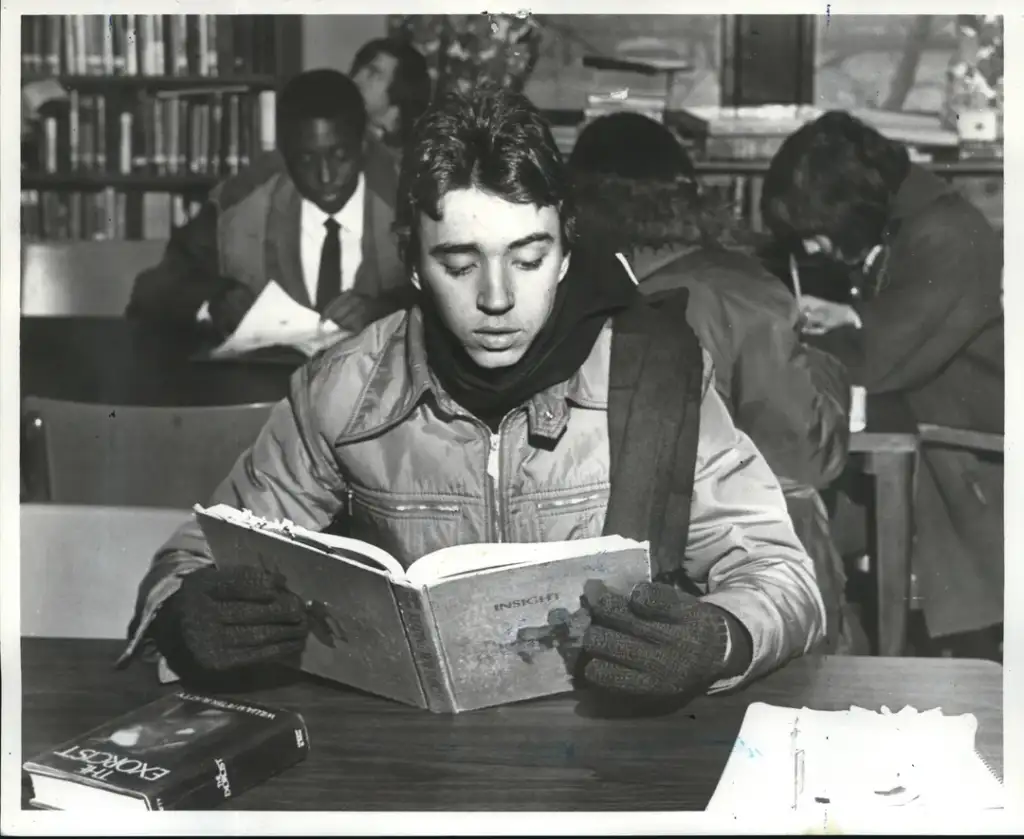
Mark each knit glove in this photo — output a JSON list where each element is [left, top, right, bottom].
[[151, 566, 310, 676], [581, 581, 749, 700]]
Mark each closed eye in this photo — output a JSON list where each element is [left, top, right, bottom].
[[516, 258, 544, 271]]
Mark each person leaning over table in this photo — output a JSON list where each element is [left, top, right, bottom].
[[760, 110, 1004, 656], [567, 112, 866, 655], [118, 88, 826, 708], [125, 69, 414, 339]]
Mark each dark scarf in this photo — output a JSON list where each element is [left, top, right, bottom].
[[420, 248, 639, 430]]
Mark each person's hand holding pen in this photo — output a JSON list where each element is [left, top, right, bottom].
[[789, 252, 862, 336], [798, 295, 863, 336]]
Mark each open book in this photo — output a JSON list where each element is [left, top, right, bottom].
[[198, 281, 345, 362], [706, 702, 1004, 821], [195, 504, 652, 713]]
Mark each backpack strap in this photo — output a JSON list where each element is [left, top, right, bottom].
[[603, 289, 705, 588]]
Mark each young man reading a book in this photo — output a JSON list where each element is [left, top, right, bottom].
[[125, 69, 413, 338], [120, 89, 827, 708]]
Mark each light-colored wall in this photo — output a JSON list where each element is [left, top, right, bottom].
[[302, 14, 386, 73]]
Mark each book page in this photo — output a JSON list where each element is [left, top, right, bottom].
[[207, 281, 339, 359], [195, 504, 406, 580], [404, 535, 647, 588]]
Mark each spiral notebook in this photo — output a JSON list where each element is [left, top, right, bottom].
[[707, 702, 1004, 818]]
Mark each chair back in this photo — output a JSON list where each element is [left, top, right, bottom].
[[917, 423, 1004, 454], [21, 503, 191, 639], [21, 397, 275, 508], [21, 239, 168, 316]]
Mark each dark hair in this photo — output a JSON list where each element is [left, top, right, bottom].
[[570, 111, 697, 182], [394, 87, 575, 272], [568, 112, 752, 252], [761, 110, 911, 259], [351, 38, 432, 149], [276, 69, 367, 147]]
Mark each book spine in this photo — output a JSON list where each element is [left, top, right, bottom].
[[157, 711, 310, 810], [258, 90, 276, 152], [391, 586, 455, 713]]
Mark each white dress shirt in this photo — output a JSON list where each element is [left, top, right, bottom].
[[299, 174, 366, 304]]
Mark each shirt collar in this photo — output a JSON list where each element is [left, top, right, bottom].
[[301, 174, 365, 232]]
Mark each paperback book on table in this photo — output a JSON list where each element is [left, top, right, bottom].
[[194, 503, 652, 714], [23, 691, 309, 811]]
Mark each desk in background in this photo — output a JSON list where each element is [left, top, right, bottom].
[[20, 317, 293, 407], [20, 639, 1002, 811]]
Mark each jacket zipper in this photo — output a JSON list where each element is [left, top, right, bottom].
[[486, 430, 503, 543]]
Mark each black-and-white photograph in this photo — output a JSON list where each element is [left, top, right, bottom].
[[2, 7, 1014, 834]]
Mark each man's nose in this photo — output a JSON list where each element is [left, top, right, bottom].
[[317, 158, 337, 187], [476, 265, 514, 314]]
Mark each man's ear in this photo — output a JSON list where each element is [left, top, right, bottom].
[[557, 252, 571, 283]]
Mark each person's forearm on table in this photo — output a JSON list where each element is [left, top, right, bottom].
[[125, 202, 226, 326], [119, 364, 346, 672]]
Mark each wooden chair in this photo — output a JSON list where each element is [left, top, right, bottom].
[[21, 397, 275, 509], [21, 239, 168, 316], [20, 503, 191, 639], [917, 424, 1004, 454]]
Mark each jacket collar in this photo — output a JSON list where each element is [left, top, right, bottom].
[[340, 307, 612, 444], [886, 163, 957, 232]]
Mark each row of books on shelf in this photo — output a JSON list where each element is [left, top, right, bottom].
[[28, 90, 276, 178], [22, 14, 280, 78], [21, 189, 199, 242]]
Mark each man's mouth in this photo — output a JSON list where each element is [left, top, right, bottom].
[[474, 328, 520, 350]]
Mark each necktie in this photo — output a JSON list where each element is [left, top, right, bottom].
[[316, 217, 342, 312]]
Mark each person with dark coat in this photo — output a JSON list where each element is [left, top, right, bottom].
[[761, 110, 1003, 655], [126, 70, 413, 339], [568, 112, 865, 654]]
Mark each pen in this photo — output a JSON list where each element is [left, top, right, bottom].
[[788, 252, 803, 307]]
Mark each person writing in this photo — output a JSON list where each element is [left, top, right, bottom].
[[120, 89, 826, 708], [761, 110, 1003, 658], [567, 112, 864, 654], [126, 69, 413, 338]]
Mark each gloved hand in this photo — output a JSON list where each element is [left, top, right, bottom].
[[151, 566, 309, 676], [581, 581, 749, 701], [208, 278, 256, 337]]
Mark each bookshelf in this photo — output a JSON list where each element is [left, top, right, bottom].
[[20, 14, 302, 241]]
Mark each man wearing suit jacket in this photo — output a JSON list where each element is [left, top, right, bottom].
[[126, 69, 412, 337]]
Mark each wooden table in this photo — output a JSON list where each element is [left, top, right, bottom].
[[850, 395, 919, 657], [20, 317, 294, 407], [20, 639, 1002, 811]]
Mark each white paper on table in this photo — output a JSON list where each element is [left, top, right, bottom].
[[705, 702, 1004, 821], [207, 280, 339, 358]]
